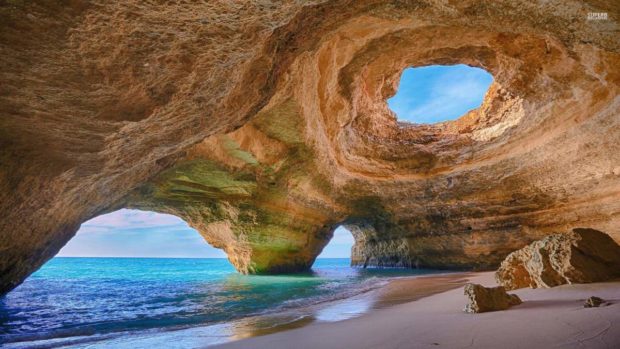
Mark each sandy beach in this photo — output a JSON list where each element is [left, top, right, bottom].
[[214, 272, 620, 349]]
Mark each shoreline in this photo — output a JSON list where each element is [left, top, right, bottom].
[[371, 272, 473, 310], [214, 272, 620, 349], [3, 270, 468, 349], [222, 271, 473, 341], [8, 270, 619, 348]]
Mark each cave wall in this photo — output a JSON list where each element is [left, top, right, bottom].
[[1, 0, 618, 295]]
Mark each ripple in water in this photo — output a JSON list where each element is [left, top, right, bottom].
[[0, 258, 443, 348]]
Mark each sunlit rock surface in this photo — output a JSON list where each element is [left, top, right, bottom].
[[496, 228, 620, 290], [463, 283, 522, 313], [1, 1, 619, 294]]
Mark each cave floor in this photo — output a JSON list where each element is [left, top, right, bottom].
[[214, 272, 620, 349]]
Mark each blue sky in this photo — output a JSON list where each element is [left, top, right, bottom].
[[387, 64, 493, 124], [59, 65, 489, 259], [317, 226, 355, 258], [58, 209, 227, 258], [58, 209, 355, 258]]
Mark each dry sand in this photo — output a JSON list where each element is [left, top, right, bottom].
[[213, 272, 620, 349]]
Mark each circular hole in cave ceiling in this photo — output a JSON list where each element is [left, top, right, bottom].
[[387, 64, 493, 124]]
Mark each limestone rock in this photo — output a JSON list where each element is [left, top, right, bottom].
[[496, 229, 620, 290], [584, 296, 605, 308], [463, 283, 522, 313], [1, 1, 619, 295]]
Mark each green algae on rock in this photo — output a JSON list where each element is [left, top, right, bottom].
[[1, 0, 619, 295]]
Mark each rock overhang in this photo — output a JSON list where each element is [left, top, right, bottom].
[[0, 0, 618, 295]]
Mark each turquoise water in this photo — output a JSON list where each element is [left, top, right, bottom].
[[0, 258, 440, 348]]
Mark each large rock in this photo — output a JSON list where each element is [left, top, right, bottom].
[[496, 228, 620, 290], [584, 296, 605, 308], [1, 1, 619, 295], [463, 283, 522, 313]]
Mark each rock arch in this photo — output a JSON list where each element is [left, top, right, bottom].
[[1, 1, 618, 295]]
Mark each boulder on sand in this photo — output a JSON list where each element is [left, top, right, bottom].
[[496, 228, 620, 290], [464, 283, 522, 313], [584, 296, 605, 308]]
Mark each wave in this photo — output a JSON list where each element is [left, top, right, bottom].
[[1, 258, 439, 348]]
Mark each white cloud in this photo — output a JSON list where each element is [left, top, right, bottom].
[[404, 75, 489, 123], [79, 209, 187, 234]]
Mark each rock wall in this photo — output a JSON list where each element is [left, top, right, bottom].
[[1, 1, 619, 294]]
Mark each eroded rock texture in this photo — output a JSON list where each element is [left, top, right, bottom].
[[496, 228, 620, 290], [463, 283, 522, 313], [1, 1, 619, 294], [584, 296, 606, 308]]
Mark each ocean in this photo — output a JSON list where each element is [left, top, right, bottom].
[[0, 257, 441, 348]]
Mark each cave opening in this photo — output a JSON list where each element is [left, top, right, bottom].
[[316, 226, 355, 260], [57, 208, 227, 259], [387, 64, 493, 124]]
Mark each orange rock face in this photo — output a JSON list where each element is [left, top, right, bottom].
[[495, 228, 620, 290], [1, 1, 619, 295], [463, 283, 522, 313]]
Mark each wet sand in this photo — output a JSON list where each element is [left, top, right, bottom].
[[213, 272, 620, 349], [371, 273, 472, 309], [222, 272, 472, 342]]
